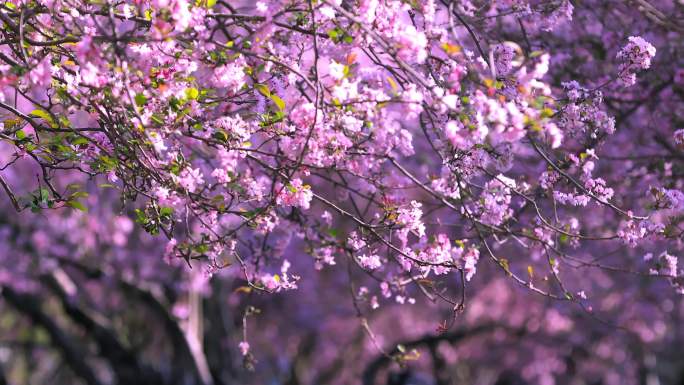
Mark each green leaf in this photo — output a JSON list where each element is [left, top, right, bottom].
[[151, 114, 165, 125], [97, 155, 118, 171], [59, 116, 72, 128], [213, 130, 228, 142], [71, 137, 89, 146], [270, 94, 286, 111], [30, 109, 58, 128], [327, 28, 339, 40], [256, 84, 270, 97], [499, 258, 512, 276], [387, 76, 398, 92], [134, 209, 146, 223], [15, 130, 26, 140], [69, 191, 89, 199], [327, 27, 353, 44], [135, 93, 148, 106], [67, 200, 88, 212], [185, 87, 199, 100], [540, 107, 554, 118], [39, 188, 49, 203]]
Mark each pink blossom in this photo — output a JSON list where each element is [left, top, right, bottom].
[[674, 129, 684, 148], [396, 201, 426, 242], [276, 178, 312, 210], [617, 36, 656, 87], [163, 238, 178, 265], [357, 254, 382, 270], [172, 0, 192, 32], [396, 25, 428, 63], [461, 247, 480, 281], [176, 168, 205, 193], [238, 341, 250, 356], [328, 60, 345, 81], [478, 175, 516, 226], [213, 63, 245, 94], [29, 58, 53, 87], [493, 43, 517, 76]]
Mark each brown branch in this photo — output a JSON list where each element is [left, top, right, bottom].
[[361, 323, 505, 385], [1, 286, 103, 385], [42, 273, 164, 385]]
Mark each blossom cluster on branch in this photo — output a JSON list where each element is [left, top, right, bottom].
[[0, 0, 684, 383]]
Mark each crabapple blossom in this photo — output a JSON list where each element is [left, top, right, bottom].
[[0, 0, 683, 384], [617, 36, 657, 86]]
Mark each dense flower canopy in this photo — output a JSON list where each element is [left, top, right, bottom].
[[0, 0, 683, 384]]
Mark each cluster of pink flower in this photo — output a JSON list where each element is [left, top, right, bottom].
[[617, 36, 657, 87], [477, 175, 517, 226], [3, 1, 684, 377]]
